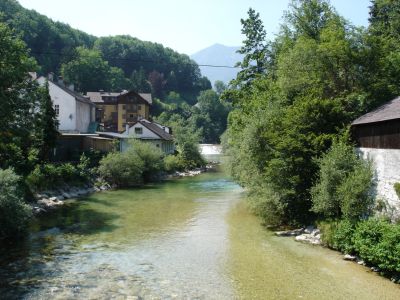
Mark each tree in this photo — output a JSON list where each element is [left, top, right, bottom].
[[130, 67, 151, 92], [34, 83, 59, 161], [214, 80, 227, 95], [0, 168, 32, 239], [0, 21, 40, 174], [61, 47, 112, 92], [233, 8, 270, 88]]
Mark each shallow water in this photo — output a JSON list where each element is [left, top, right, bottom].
[[0, 164, 399, 299]]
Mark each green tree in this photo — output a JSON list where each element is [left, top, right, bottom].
[[34, 83, 59, 161], [61, 47, 112, 92], [0, 168, 32, 239], [233, 8, 270, 88], [311, 140, 374, 220]]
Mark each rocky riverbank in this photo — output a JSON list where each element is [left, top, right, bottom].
[[32, 162, 219, 215], [31, 182, 112, 214]]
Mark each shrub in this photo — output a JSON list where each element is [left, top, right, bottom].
[[98, 140, 165, 186], [164, 155, 183, 173], [319, 220, 356, 253], [311, 140, 374, 221], [0, 169, 32, 239], [98, 152, 144, 187], [394, 182, 400, 198], [127, 140, 164, 181], [26, 155, 93, 191], [178, 142, 206, 170], [353, 219, 400, 272]]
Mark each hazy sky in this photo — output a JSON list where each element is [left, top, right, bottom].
[[17, 0, 372, 55]]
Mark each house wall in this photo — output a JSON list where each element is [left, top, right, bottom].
[[76, 101, 93, 133], [125, 123, 160, 139], [39, 79, 77, 132], [358, 147, 400, 220], [352, 120, 400, 149], [120, 138, 174, 154]]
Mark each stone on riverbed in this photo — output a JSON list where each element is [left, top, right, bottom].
[[275, 228, 304, 237], [343, 254, 357, 261]]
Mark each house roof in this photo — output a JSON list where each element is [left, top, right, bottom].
[[86, 90, 152, 105], [38, 76, 94, 106], [128, 119, 174, 141], [352, 97, 400, 125]]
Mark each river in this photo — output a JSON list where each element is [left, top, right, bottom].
[[0, 159, 399, 299]]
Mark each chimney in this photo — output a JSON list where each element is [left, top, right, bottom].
[[57, 76, 64, 86], [47, 73, 54, 81], [125, 124, 130, 134], [68, 83, 75, 91]]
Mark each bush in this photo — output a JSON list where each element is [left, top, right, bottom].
[[353, 219, 400, 272], [178, 142, 206, 170], [164, 155, 183, 173], [311, 140, 374, 221], [0, 169, 32, 239], [98, 140, 164, 186], [319, 220, 356, 253], [26, 154, 94, 191], [394, 182, 400, 198]]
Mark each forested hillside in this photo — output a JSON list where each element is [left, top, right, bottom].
[[0, 0, 210, 103]]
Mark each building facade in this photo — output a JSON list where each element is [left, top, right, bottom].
[[86, 90, 152, 132], [37, 75, 95, 133], [352, 96, 400, 220]]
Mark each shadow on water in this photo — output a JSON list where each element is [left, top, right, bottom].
[[0, 202, 120, 299]]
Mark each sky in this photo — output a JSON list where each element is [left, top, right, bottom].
[[17, 0, 372, 55]]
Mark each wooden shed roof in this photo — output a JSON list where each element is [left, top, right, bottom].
[[352, 96, 400, 125]]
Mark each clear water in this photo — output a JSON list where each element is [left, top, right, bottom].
[[0, 163, 399, 299]]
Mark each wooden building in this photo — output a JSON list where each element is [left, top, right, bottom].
[[86, 90, 152, 133], [352, 97, 400, 149]]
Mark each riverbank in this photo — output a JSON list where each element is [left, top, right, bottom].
[[275, 225, 400, 284], [31, 161, 220, 215], [3, 166, 400, 299]]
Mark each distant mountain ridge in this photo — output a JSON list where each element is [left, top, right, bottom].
[[191, 43, 243, 86]]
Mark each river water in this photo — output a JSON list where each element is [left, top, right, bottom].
[[0, 160, 399, 299]]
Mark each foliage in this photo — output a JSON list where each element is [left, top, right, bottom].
[[394, 183, 400, 199], [223, 0, 399, 226], [311, 140, 374, 221], [0, 21, 58, 175], [163, 155, 184, 173], [33, 83, 59, 161], [98, 140, 164, 187], [26, 154, 93, 191], [98, 151, 144, 187], [354, 219, 400, 272], [0, 168, 32, 239], [319, 219, 356, 253]]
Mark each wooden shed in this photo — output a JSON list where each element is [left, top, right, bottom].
[[352, 97, 400, 149]]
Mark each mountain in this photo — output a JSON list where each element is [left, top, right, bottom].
[[191, 44, 243, 86]]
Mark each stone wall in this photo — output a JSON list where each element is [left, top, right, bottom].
[[358, 147, 400, 219]]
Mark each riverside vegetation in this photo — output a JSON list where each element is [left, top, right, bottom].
[[0, 11, 207, 240], [223, 0, 400, 279]]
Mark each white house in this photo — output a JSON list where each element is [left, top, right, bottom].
[[37, 75, 95, 133], [98, 119, 175, 154]]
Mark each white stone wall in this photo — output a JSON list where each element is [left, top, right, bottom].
[[124, 123, 160, 139], [76, 101, 93, 133], [358, 147, 400, 219]]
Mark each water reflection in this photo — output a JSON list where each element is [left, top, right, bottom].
[[0, 167, 399, 299]]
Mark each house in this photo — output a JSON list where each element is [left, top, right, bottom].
[[98, 119, 175, 154], [37, 74, 95, 133], [86, 90, 152, 133], [352, 96, 400, 218]]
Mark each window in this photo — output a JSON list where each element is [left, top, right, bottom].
[[54, 104, 59, 116], [138, 105, 142, 110], [130, 114, 134, 118], [135, 127, 143, 134], [122, 105, 126, 110]]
